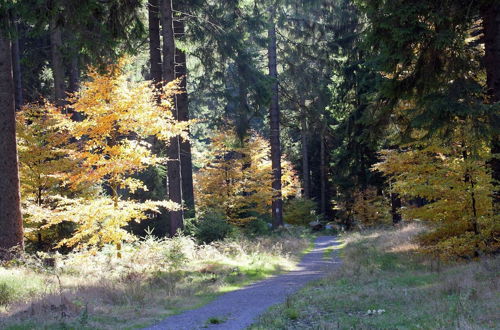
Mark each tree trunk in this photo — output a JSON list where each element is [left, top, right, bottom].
[[174, 17, 196, 218], [67, 53, 82, 121], [161, 0, 175, 83], [390, 192, 402, 224], [0, 31, 24, 258], [10, 14, 22, 110], [68, 55, 79, 93], [49, 16, 65, 106], [148, 0, 162, 85], [482, 3, 500, 212], [148, 0, 162, 155], [300, 109, 310, 199], [268, 10, 283, 228], [320, 130, 327, 215], [161, 0, 183, 235]]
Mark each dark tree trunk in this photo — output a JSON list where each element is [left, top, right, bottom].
[[482, 3, 500, 212], [10, 15, 22, 110], [67, 53, 82, 121], [0, 31, 24, 258], [148, 0, 162, 85], [267, 11, 283, 228], [320, 129, 327, 215], [300, 109, 310, 199], [390, 192, 402, 224], [161, 0, 183, 235], [174, 17, 195, 218], [161, 0, 175, 83], [235, 57, 251, 138], [68, 55, 79, 93], [148, 0, 162, 155], [49, 16, 65, 106]]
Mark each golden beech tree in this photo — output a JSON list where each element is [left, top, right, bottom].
[[195, 130, 300, 224], [16, 103, 79, 247], [18, 59, 188, 253], [373, 125, 499, 259]]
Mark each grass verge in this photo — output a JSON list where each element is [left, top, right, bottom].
[[251, 223, 499, 329], [0, 228, 312, 330]]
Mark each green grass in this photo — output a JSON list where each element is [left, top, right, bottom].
[[0, 269, 47, 308], [322, 239, 345, 260], [0, 231, 313, 330], [251, 224, 500, 329]]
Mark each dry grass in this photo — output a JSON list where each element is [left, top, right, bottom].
[[0, 229, 310, 329], [252, 223, 500, 329]]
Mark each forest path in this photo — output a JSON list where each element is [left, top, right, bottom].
[[145, 235, 341, 330]]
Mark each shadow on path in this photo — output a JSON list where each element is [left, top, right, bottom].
[[145, 236, 342, 330]]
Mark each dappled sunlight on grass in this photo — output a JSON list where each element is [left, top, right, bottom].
[[251, 223, 500, 329], [0, 230, 311, 329]]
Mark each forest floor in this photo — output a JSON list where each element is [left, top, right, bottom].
[[145, 235, 341, 330], [0, 229, 311, 330], [251, 223, 500, 329]]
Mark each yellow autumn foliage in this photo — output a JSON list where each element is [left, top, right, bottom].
[[352, 187, 391, 227], [17, 59, 189, 251], [16, 102, 81, 247], [373, 127, 499, 259], [195, 130, 300, 224]]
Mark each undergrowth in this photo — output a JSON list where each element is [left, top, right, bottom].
[[251, 223, 499, 329], [0, 227, 311, 329]]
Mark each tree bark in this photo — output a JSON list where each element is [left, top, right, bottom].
[[268, 10, 283, 228], [0, 31, 24, 258], [49, 15, 65, 106], [390, 192, 402, 224], [68, 54, 79, 93], [148, 0, 162, 85], [300, 108, 310, 199], [173, 17, 196, 218], [161, 0, 175, 83], [10, 14, 22, 110], [482, 2, 500, 212], [320, 129, 327, 215], [161, 0, 183, 236]]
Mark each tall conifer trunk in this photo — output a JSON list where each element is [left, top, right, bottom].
[[482, 3, 500, 211], [11, 14, 22, 109], [267, 9, 283, 228], [49, 14, 65, 106], [161, 0, 183, 235], [148, 0, 162, 86], [68, 55, 79, 93], [173, 17, 195, 217], [0, 31, 24, 258], [300, 107, 310, 199], [320, 129, 327, 215]]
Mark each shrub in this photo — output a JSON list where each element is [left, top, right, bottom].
[[244, 217, 271, 237], [194, 212, 233, 244], [352, 187, 391, 227], [183, 217, 198, 237], [283, 198, 317, 226]]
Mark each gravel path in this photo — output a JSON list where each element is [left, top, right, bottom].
[[145, 236, 341, 330]]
